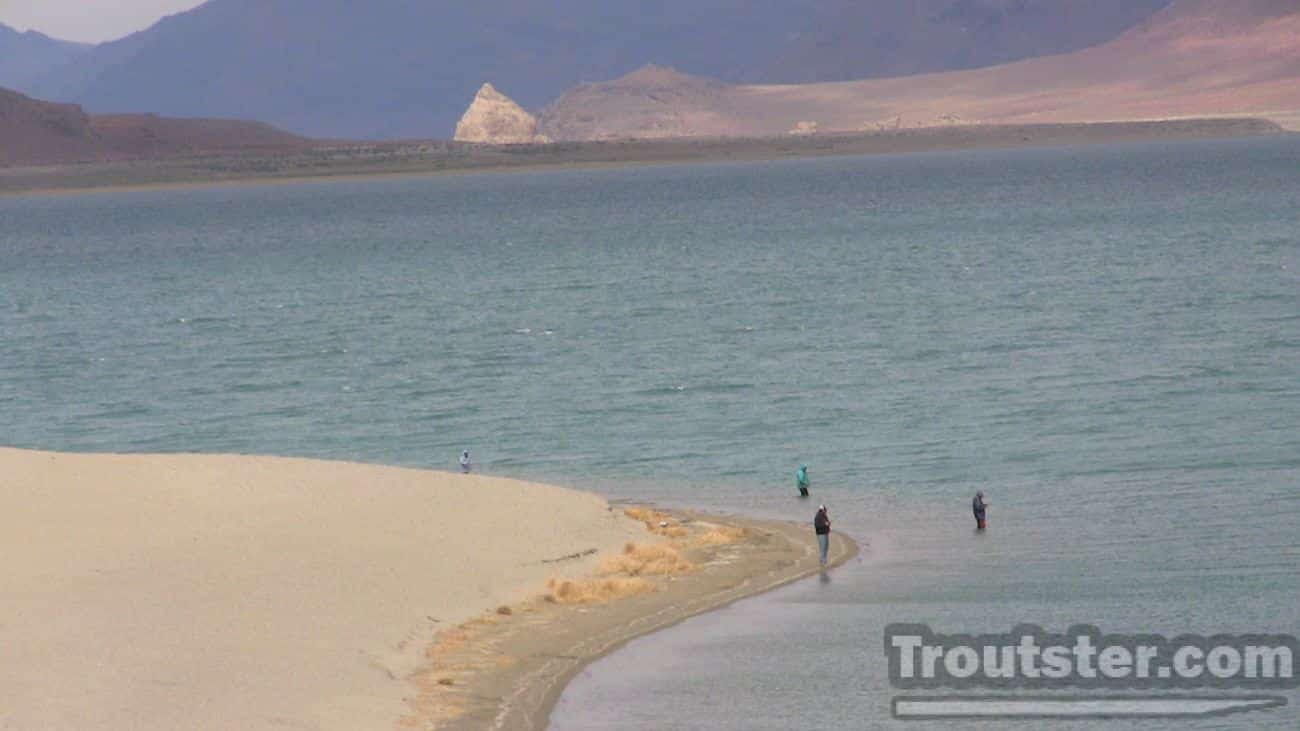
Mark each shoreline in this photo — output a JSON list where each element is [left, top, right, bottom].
[[414, 508, 858, 731], [0, 448, 854, 730], [1, 117, 1289, 198]]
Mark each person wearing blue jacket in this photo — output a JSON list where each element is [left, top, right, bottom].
[[796, 464, 810, 497]]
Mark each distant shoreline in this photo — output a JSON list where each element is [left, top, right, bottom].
[[0, 117, 1289, 197]]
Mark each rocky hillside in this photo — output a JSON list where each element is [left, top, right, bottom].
[[0, 86, 102, 165], [537, 0, 1300, 140], [25, 0, 1170, 139], [535, 66, 731, 143], [0, 86, 309, 167]]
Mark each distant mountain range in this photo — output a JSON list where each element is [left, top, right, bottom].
[[0, 23, 90, 90], [16, 0, 1172, 139], [537, 0, 1300, 140]]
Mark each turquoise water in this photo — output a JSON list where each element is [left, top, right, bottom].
[[2, 137, 1298, 728]]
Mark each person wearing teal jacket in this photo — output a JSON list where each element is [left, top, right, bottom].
[[796, 464, 810, 497]]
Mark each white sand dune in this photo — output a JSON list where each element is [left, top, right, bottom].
[[0, 448, 641, 730]]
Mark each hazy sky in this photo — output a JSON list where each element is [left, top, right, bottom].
[[2, 0, 206, 43]]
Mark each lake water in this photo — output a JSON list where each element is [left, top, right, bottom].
[[2, 136, 1297, 728]]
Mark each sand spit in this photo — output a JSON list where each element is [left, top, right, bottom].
[[0, 448, 642, 730], [0, 449, 853, 730]]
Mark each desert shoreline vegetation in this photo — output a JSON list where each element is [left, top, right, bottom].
[[409, 507, 856, 730], [0, 117, 1288, 197]]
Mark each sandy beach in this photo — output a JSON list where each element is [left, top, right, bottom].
[[0, 449, 852, 729], [0, 449, 642, 729]]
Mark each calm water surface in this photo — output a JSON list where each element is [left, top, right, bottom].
[[2, 137, 1297, 728]]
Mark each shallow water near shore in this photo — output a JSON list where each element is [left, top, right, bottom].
[[3, 136, 1298, 728]]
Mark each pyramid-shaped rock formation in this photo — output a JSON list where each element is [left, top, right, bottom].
[[453, 83, 546, 144]]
